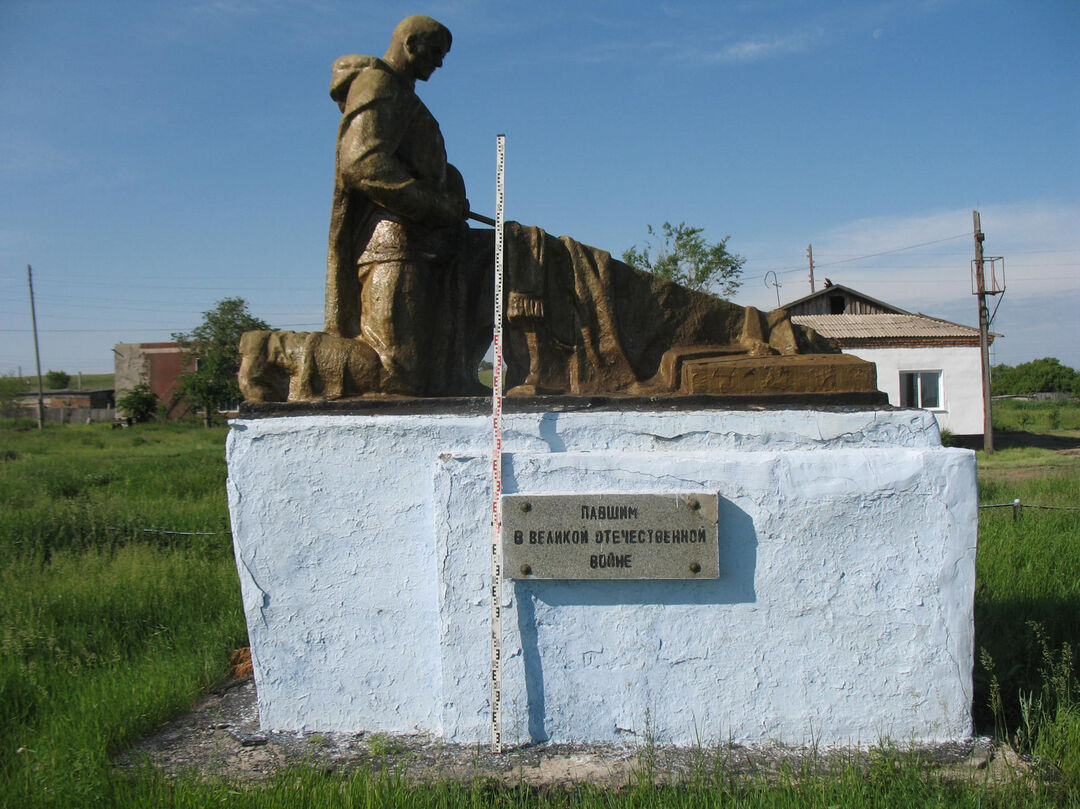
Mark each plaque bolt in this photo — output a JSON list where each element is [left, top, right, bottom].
[[689, 499, 700, 511], [690, 562, 701, 574], [520, 564, 532, 576], [521, 502, 532, 513]]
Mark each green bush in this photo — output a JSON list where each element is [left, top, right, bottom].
[[44, 370, 71, 389], [0, 374, 26, 417], [992, 357, 1079, 396], [115, 383, 158, 423]]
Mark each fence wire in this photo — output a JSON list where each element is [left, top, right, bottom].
[[979, 498, 1080, 522]]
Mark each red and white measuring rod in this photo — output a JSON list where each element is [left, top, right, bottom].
[[489, 134, 506, 755]]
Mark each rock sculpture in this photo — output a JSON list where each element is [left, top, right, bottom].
[[238, 15, 878, 402]]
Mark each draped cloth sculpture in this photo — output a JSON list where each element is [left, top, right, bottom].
[[237, 15, 877, 402]]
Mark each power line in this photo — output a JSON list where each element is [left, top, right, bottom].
[[0, 322, 322, 333], [742, 232, 974, 283], [811, 233, 970, 268]]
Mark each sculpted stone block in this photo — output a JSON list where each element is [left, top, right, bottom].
[[236, 16, 880, 402]]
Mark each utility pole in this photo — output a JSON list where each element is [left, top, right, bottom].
[[27, 265, 45, 430], [807, 244, 816, 293], [972, 212, 993, 454]]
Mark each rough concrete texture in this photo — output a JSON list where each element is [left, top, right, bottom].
[[226, 407, 976, 746]]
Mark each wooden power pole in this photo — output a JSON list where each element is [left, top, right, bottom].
[[27, 264, 45, 430], [972, 212, 993, 454], [807, 244, 816, 293]]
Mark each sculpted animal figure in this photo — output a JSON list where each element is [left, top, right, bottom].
[[238, 331, 380, 402]]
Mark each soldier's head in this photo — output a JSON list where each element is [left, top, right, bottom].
[[385, 15, 452, 83]]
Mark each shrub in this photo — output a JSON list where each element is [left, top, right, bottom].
[[116, 384, 159, 423], [45, 369, 71, 389], [0, 373, 25, 417]]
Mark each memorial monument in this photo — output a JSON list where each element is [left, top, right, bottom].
[[226, 15, 976, 747], [237, 14, 878, 402]]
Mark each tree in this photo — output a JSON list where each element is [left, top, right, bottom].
[[44, 369, 71, 389], [116, 383, 158, 423], [0, 373, 25, 417], [173, 298, 270, 427], [991, 357, 1078, 396], [622, 221, 745, 296]]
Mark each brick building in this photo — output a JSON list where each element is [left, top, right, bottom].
[[113, 342, 193, 418]]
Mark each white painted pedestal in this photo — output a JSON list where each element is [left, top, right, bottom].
[[226, 405, 976, 746]]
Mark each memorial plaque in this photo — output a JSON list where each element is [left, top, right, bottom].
[[502, 493, 719, 580]]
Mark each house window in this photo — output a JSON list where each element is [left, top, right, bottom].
[[829, 295, 846, 314], [899, 371, 941, 409]]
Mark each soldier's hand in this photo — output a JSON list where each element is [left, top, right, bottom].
[[430, 192, 468, 226]]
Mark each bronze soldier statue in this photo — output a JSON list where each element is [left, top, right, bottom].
[[326, 15, 490, 396]]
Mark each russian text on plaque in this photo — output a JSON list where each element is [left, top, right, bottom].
[[502, 493, 719, 580]]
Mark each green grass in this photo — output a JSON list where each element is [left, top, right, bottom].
[[991, 399, 1080, 436], [8, 373, 114, 391], [0, 420, 230, 559], [1, 419, 1078, 806], [0, 420, 245, 808], [973, 444, 1080, 784], [96, 761, 1080, 808], [0, 546, 245, 808]]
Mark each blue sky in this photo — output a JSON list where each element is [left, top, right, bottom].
[[1, 0, 1077, 375]]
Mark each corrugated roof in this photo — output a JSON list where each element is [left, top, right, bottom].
[[791, 313, 980, 339]]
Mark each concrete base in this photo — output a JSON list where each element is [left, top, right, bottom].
[[226, 405, 976, 746]]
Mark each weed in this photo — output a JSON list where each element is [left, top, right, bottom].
[[366, 732, 404, 757]]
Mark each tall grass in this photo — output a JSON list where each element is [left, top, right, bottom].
[[0, 421, 245, 808], [0, 421, 230, 558], [992, 399, 1080, 433], [0, 546, 245, 807], [1, 420, 1078, 806], [975, 451, 1080, 784], [100, 759, 1072, 808]]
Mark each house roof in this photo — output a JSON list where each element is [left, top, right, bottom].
[[792, 313, 985, 341], [780, 284, 910, 314]]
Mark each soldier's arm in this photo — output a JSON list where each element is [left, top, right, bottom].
[[337, 96, 465, 227]]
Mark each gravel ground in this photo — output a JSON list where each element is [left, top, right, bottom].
[[113, 677, 1025, 787]]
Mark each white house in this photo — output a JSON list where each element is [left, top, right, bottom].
[[783, 284, 992, 439]]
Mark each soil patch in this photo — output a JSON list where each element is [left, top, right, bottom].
[[114, 677, 1015, 787]]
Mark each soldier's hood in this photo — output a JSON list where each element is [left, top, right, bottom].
[[330, 54, 394, 111]]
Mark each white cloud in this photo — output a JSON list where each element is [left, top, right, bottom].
[[703, 26, 824, 63], [736, 200, 1080, 366]]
